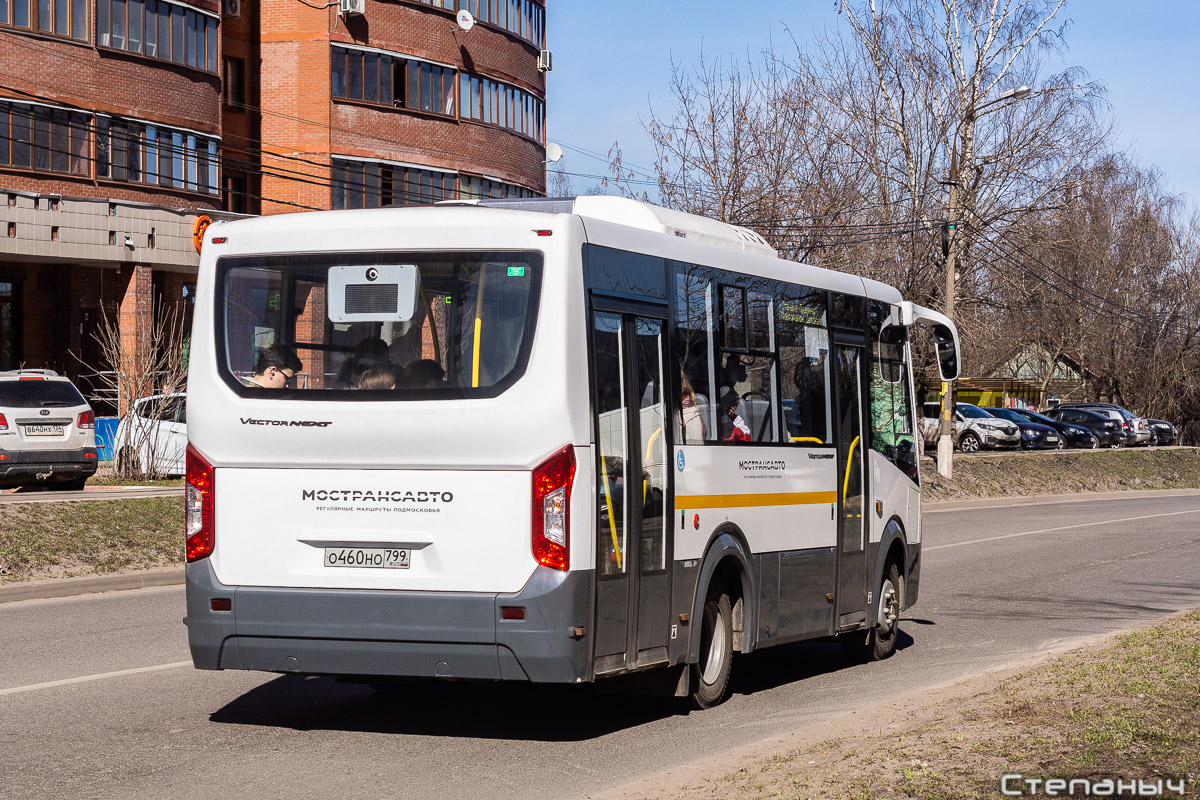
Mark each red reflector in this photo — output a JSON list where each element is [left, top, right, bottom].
[[500, 606, 526, 620], [211, 236, 228, 244], [83, 452, 96, 459], [534, 229, 553, 236], [0, 454, 7, 461], [210, 598, 232, 612]]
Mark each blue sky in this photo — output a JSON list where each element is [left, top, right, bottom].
[[546, 1, 1200, 209]]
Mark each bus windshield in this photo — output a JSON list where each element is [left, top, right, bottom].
[[216, 251, 542, 399]]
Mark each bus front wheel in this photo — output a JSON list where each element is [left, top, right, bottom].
[[687, 584, 733, 709], [867, 563, 902, 661]]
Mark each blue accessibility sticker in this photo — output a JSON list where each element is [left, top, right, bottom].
[[676, 450, 686, 472]]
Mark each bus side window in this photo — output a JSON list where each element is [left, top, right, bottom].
[[673, 263, 718, 442], [777, 289, 830, 445], [869, 308, 918, 483]]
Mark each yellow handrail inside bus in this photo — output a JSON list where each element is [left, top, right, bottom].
[[790, 436, 824, 444], [599, 448, 623, 570], [643, 426, 663, 503], [842, 435, 860, 501], [419, 287, 441, 366], [471, 266, 488, 388]]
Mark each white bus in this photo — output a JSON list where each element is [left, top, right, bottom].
[[184, 196, 959, 708]]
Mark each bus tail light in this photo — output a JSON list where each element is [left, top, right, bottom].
[[532, 445, 575, 571], [186, 444, 215, 562]]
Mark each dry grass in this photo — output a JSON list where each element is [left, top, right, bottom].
[[0, 497, 182, 582], [647, 611, 1200, 799]]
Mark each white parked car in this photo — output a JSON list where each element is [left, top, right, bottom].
[[114, 392, 187, 477], [0, 369, 98, 490]]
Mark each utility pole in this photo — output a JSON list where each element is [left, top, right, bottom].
[[935, 85, 1030, 481], [938, 166, 959, 479]]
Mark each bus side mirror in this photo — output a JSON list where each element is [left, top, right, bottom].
[[931, 323, 959, 381]]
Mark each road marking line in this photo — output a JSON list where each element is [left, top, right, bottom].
[[927, 508, 1200, 551], [0, 661, 192, 697]]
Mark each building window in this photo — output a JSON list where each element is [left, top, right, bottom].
[[331, 158, 457, 209], [0, 102, 90, 176], [96, 116, 220, 195], [459, 72, 544, 143], [331, 46, 456, 116], [458, 174, 536, 200], [420, 0, 545, 49], [96, 0, 218, 73], [0, 0, 87, 40], [223, 56, 244, 108]]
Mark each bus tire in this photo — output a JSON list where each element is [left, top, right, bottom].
[[866, 562, 902, 661], [687, 584, 733, 710]]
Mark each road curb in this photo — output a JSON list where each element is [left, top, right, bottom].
[[924, 487, 1200, 512], [0, 567, 183, 605]]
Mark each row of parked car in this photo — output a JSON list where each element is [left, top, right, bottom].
[[921, 401, 1180, 452], [0, 369, 186, 490]]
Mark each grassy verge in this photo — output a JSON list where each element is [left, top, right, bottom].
[[0, 497, 182, 583], [662, 611, 1200, 799], [922, 447, 1200, 502]]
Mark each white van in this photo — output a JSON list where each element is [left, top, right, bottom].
[[185, 197, 957, 707]]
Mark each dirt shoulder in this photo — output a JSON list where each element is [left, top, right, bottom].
[[600, 610, 1200, 800], [920, 447, 1200, 503]]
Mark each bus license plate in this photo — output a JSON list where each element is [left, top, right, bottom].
[[24, 425, 64, 436], [324, 547, 410, 569]]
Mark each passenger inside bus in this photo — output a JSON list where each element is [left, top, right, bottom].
[[242, 343, 303, 389], [352, 369, 396, 390], [719, 386, 752, 442], [678, 372, 708, 444]]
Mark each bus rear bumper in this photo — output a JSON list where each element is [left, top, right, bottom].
[[185, 560, 593, 684]]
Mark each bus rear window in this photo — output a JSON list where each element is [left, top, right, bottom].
[[216, 251, 542, 399]]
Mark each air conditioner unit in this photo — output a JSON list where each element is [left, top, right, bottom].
[[222, 0, 240, 18], [339, 0, 365, 16], [537, 50, 552, 72]]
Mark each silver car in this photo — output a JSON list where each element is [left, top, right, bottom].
[[922, 402, 1021, 453], [0, 369, 98, 490]]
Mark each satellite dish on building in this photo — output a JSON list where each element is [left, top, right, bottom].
[[545, 142, 563, 164], [456, 9, 475, 31]]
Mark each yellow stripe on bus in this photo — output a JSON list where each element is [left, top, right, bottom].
[[675, 491, 837, 509]]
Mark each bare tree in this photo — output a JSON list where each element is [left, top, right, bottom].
[[86, 303, 188, 479]]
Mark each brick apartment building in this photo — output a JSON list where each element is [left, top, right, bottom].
[[0, 0, 548, 412]]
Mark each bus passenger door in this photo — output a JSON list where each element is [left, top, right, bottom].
[[591, 310, 672, 675], [833, 343, 868, 629]]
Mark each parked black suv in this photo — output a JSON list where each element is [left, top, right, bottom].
[[1042, 406, 1123, 448], [0, 370, 98, 490]]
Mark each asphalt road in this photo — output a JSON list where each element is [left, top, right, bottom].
[[3, 492, 1200, 800]]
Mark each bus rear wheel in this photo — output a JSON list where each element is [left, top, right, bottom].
[[687, 584, 733, 710]]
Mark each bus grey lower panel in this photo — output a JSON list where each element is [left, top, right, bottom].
[[228, 637, 515, 680], [185, 560, 593, 684]]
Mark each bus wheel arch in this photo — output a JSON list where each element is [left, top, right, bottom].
[[689, 528, 755, 661], [684, 528, 753, 709]]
